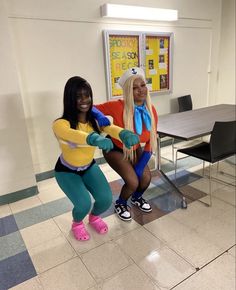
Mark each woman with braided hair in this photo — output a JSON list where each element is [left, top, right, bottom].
[[53, 76, 139, 241], [93, 67, 158, 221]]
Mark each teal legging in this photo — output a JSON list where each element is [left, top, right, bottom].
[[55, 163, 112, 222]]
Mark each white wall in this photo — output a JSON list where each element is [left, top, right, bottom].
[[217, 0, 235, 104], [0, 0, 233, 198], [0, 0, 36, 198]]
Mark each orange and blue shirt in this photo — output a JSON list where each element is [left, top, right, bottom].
[[95, 99, 158, 152]]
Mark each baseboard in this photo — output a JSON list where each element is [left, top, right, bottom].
[[95, 156, 106, 165], [160, 138, 183, 148], [36, 170, 55, 182], [225, 155, 236, 165], [0, 186, 38, 205]]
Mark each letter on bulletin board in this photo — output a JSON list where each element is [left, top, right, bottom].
[[103, 31, 173, 99]]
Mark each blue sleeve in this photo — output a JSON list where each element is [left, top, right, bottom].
[[134, 151, 152, 179], [91, 106, 111, 127]]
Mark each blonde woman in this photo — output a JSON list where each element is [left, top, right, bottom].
[[95, 67, 158, 221]]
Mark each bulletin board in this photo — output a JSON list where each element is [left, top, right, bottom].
[[103, 30, 173, 99], [145, 35, 170, 92]]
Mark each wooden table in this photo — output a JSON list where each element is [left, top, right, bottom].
[[156, 104, 236, 208]]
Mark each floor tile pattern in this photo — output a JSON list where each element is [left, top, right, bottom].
[[0, 153, 235, 290]]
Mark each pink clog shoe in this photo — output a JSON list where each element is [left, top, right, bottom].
[[89, 214, 108, 234], [72, 221, 90, 241]]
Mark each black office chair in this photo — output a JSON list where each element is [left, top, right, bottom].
[[175, 121, 236, 207], [178, 94, 193, 112], [159, 94, 198, 163]]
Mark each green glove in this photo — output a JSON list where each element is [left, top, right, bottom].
[[119, 130, 140, 149], [87, 132, 113, 152]]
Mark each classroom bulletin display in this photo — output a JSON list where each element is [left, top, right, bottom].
[[103, 31, 173, 99]]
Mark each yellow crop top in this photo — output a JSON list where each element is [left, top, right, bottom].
[[53, 119, 122, 167]]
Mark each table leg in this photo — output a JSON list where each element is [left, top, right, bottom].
[[157, 135, 161, 170], [157, 135, 187, 209]]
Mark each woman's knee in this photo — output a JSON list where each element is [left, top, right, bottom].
[[93, 190, 113, 213], [139, 171, 151, 190], [79, 196, 92, 212], [73, 198, 92, 220], [101, 194, 113, 212], [125, 177, 139, 193]]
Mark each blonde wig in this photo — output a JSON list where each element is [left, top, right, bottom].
[[122, 75, 157, 162]]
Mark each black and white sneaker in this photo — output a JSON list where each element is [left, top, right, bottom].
[[131, 197, 152, 212], [114, 203, 132, 221]]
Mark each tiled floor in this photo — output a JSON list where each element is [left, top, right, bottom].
[[0, 147, 235, 290]]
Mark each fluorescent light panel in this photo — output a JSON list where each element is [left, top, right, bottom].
[[101, 4, 178, 21]]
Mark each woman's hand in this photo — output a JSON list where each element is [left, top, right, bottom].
[[119, 130, 140, 149], [87, 132, 113, 152]]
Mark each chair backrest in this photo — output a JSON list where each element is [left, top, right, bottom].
[[210, 121, 236, 162], [178, 95, 193, 112]]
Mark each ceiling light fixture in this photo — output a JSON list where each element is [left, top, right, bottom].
[[101, 3, 178, 21]]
